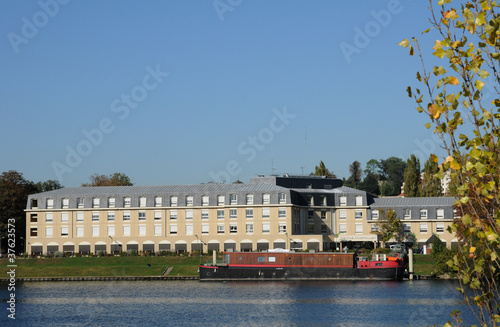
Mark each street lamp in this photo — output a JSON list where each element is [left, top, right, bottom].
[[195, 234, 207, 266], [20, 237, 25, 256]]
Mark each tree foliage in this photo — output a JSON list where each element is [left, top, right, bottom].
[[401, 1, 500, 324], [379, 157, 407, 196], [344, 160, 363, 189], [404, 154, 421, 197], [374, 208, 405, 244], [421, 154, 443, 197], [82, 173, 133, 187], [313, 160, 336, 178]]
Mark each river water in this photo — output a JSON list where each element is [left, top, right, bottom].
[[1, 280, 478, 326]]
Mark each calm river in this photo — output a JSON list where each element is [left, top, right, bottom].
[[1, 280, 478, 326]]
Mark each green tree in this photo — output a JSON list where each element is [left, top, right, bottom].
[[379, 157, 407, 196], [401, 1, 500, 324], [344, 160, 362, 189], [421, 155, 442, 197], [0, 171, 38, 253], [364, 159, 382, 177], [34, 180, 63, 193], [403, 154, 421, 197], [360, 172, 380, 195], [82, 173, 133, 187], [374, 208, 404, 247], [313, 160, 336, 178]]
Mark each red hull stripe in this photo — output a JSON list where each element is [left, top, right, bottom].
[[201, 264, 402, 269]]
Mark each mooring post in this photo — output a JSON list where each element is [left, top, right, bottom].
[[409, 248, 414, 280]]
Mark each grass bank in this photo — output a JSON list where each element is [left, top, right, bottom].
[[1, 253, 437, 278]]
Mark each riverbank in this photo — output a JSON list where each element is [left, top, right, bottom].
[[0, 254, 437, 279]]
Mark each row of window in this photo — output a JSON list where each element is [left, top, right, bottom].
[[40, 193, 288, 209], [370, 222, 446, 233], [31, 222, 288, 238], [306, 195, 364, 207], [32, 208, 288, 224], [371, 208, 446, 220]]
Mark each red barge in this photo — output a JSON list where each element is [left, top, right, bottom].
[[199, 250, 405, 281]]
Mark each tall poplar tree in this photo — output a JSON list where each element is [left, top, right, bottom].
[[421, 155, 442, 197], [403, 154, 421, 197]]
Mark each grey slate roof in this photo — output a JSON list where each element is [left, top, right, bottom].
[[370, 197, 456, 208], [28, 183, 290, 197]]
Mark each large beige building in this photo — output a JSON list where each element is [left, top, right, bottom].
[[25, 176, 457, 255]]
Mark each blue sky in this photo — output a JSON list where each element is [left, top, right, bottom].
[[0, 0, 445, 187]]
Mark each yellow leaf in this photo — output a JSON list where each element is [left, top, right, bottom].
[[398, 39, 409, 48], [431, 154, 438, 163], [470, 247, 476, 253], [433, 40, 442, 50], [475, 80, 485, 90], [444, 156, 460, 170], [449, 76, 460, 85], [428, 104, 441, 119]]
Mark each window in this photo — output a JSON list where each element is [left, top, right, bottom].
[[279, 208, 286, 218], [403, 224, 411, 232], [92, 226, 99, 237], [186, 196, 193, 206], [46, 226, 53, 237], [258, 257, 266, 262], [262, 223, 270, 233], [107, 211, 115, 221], [321, 210, 327, 219], [154, 224, 162, 236], [217, 209, 225, 220], [139, 211, 146, 221], [279, 193, 286, 204], [154, 210, 162, 220], [46, 212, 53, 223], [321, 223, 327, 234], [77, 198, 84, 208], [307, 196, 313, 206], [47, 198, 54, 209], [230, 224, 237, 234], [246, 208, 254, 219], [61, 226, 68, 237], [155, 196, 162, 207], [185, 224, 193, 235], [108, 197, 115, 208], [420, 223, 428, 233], [356, 196, 363, 206], [123, 211, 131, 221], [170, 196, 178, 207], [217, 195, 225, 206], [170, 210, 177, 220], [62, 198, 69, 209], [279, 223, 286, 233], [123, 225, 131, 236], [170, 224, 177, 235], [372, 210, 379, 220], [355, 224, 363, 234], [339, 223, 347, 233], [30, 213, 38, 223], [230, 209, 237, 219], [404, 209, 411, 220], [138, 196, 146, 207], [437, 209, 445, 219], [124, 197, 131, 207], [307, 223, 314, 234], [246, 194, 254, 205], [186, 209, 193, 220], [262, 208, 270, 219], [93, 198, 100, 208], [217, 224, 225, 234], [31, 199, 38, 208], [77, 211, 84, 222], [355, 210, 363, 219], [340, 196, 347, 206], [263, 194, 270, 204], [201, 224, 209, 234], [308, 210, 314, 219], [92, 211, 99, 222], [201, 209, 209, 220], [108, 226, 115, 237], [371, 224, 379, 232], [76, 226, 83, 237], [436, 223, 445, 233], [246, 223, 254, 234], [230, 194, 237, 205], [202, 195, 209, 206], [320, 196, 326, 206], [420, 209, 428, 219], [139, 225, 147, 236], [339, 209, 347, 220], [61, 212, 69, 223]]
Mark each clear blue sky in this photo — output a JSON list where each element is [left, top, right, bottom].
[[0, 0, 445, 187]]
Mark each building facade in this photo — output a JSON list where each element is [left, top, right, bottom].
[[25, 176, 457, 255]]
